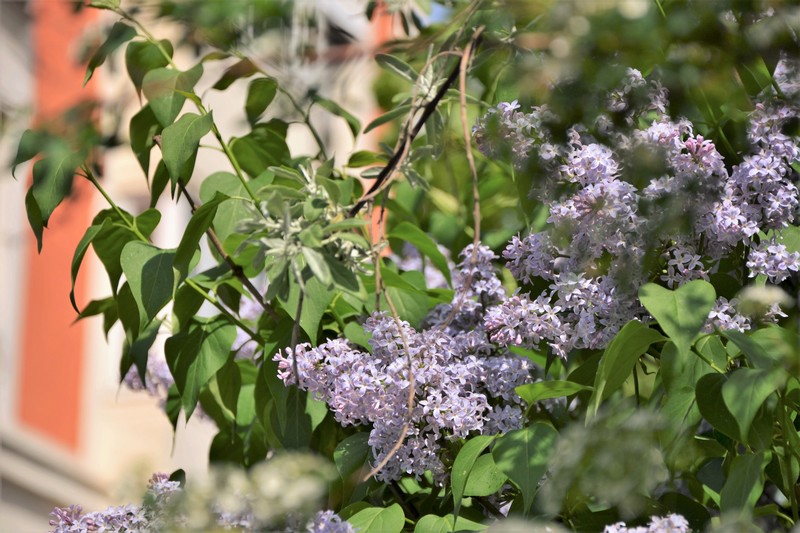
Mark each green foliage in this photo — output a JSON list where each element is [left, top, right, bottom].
[[18, 1, 800, 532]]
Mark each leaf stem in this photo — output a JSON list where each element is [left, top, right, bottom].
[[83, 166, 149, 242], [184, 278, 261, 341]]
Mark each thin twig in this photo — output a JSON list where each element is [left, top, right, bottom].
[[361, 267, 417, 482], [349, 53, 464, 216], [434, 26, 485, 333]]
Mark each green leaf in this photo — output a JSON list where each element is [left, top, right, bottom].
[[587, 320, 665, 419], [452, 435, 495, 518], [347, 150, 388, 168], [120, 318, 161, 388], [334, 432, 371, 481], [24, 189, 44, 251], [721, 330, 778, 369], [120, 241, 175, 325], [414, 515, 486, 533], [364, 104, 412, 134], [88, 0, 120, 9], [492, 423, 558, 513], [199, 171, 270, 242], [12, 129, 44, 178], [245, 77, 278, 125], [78, 297, 119, 337], [696, 373, 740, 440], [311, 93, 361, 137], [91, 208, 160, 293], [639, 280, 716, 357], [720, 453, 770, 513], [301, 247, 333, 286], [515, 380, 592, 404], [174, 192, 229, 279], [212, 57, 259, 90], [125, 40, 173, 96], [30, 141, 82, 230], [129, 105, 162, 176], [343, 321, 371, 350], [84, 22, 137, 86], [70, 218, 111, 312], [142, 64, 203, 127], [388, 221, 451, 285], [165, 316, 236, 418], [275, 388, 316, 449], [375, 53, 418, 82], [230, 121, 290, 177], [414, 515, 451, 533], [464, 454, 507, 497], [208, 358, 241, 422], [160, 112, 214, 185], [659, 342, 712, 434], [279, 276, 333, 344], [150, 161, 170, 207], [721, 368, 784, 443], [347, 504, 404, 533]]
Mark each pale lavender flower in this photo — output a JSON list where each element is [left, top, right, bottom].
[[704, 297, 751, 333], [747, 239, 800, 283], [122, 352, 173, 398], [306, 510, 355, 533], [49, 504, 148, 532]]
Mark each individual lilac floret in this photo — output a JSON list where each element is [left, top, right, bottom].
[[747, 239, 800, 283]]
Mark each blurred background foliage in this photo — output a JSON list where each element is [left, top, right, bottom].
[[66, 0, 800, 263]]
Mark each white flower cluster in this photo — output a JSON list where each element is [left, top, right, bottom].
[[604, 514, 690, 533]]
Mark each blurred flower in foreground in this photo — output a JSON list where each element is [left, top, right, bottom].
[[49, 453, 340, 532], [540, 408, 668, 519]]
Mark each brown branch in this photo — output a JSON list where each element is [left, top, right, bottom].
[[349, 33, 481, 217]]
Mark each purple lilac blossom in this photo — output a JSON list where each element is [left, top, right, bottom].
[[305, 510, 356, 533], [49, 473, 178, 533], [276, 245, 534, 482], [480, 66, 798, 357]]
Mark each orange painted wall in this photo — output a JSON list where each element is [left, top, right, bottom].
[[17, 0, 98, 452]]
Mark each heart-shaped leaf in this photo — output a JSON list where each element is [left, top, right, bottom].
[[639, 280, 716, 356]]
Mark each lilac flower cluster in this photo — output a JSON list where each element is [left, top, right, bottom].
[[474, 66, 799, 354], [276, 245, 533, 482], [604, 514, 689, 533], [473, 100, 558, 168], [50, 459, 345, 532], [49, 473, 180, 533]]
